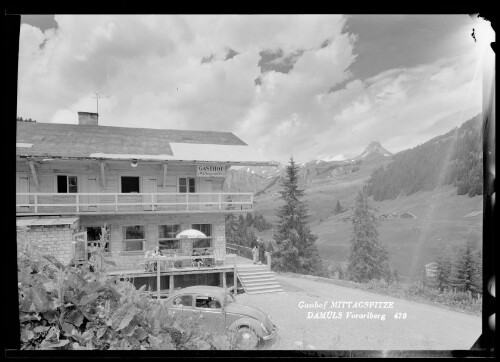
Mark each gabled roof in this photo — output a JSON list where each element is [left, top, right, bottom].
[[16, 121, 274, 165]]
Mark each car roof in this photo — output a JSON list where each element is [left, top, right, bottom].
[[169, 285, 229, 298]]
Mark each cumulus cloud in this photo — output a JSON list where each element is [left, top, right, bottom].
[[17, 15, 482, 163]]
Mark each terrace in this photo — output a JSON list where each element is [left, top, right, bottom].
[[16, 192, 253, 215]]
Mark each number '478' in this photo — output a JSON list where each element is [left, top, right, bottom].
[[394, 313, 407, 319]]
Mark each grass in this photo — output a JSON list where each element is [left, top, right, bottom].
[[254, 181, 482, 279]]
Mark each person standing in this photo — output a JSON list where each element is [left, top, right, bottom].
[[258, 238, 265, 265], [252, 245, 259, 264]]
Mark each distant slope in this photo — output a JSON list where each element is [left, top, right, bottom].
[[366, 114, 483, 201], [249, 116, 483, 280], [313, 185, 482, 280]]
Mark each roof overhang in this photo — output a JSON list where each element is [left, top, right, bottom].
[[17, 156, 278, 167], [16, 217, 79, 227]]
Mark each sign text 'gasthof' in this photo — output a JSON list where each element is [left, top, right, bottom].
[[197, 165, 227, 177]]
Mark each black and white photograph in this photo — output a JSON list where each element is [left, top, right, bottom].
[[9, 13, 495, 356]]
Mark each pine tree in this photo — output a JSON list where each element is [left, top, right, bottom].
[[245, 212, 254, 227], [434, 251, 453, 291], [225, 213, 243, 245], [225, 213, 256, 247], [451, 241, 482, 295], [334, 200, 345, 215], [272, 157, 324, 275], [347, 188, 390, 282], [237, 214, 247, 245]]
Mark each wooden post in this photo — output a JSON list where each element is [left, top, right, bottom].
[[157, 259, 161, 299], [233, 255, 237, 295], [162, 164, 168, 188], [169, 274, 174, 294], [99, 162, 106, 189], [27, 160, 40, 190], [266, 252, 271, 271]]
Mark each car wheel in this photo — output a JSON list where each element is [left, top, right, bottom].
[[235, 326, 259, 350]]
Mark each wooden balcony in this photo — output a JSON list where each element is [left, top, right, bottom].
[[16, 192, 253, 215]]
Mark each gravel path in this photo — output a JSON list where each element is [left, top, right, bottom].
[[235, 274, 481, 350]]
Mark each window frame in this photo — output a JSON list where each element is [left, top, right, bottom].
[[122, 224, 146, 252], [169, 294, 194, 308], [158, 224, 181, 251], [55, 174, 79, 193], [85, 225, 111, 254], [120, 175, 141, 194], [191, 223, 212, 249], [178, 177, 196, 193], [195, 295, 222, 309]]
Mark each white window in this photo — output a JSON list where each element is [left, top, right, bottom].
[[57, 175, 78, 193], [122, 225, 146, 251], [158, 224, 181, 250]]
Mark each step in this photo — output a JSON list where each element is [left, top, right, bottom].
[[240, 275, 276, 282], [246, 288, 285, 295], [238, 271, 274, 276], [236, 264, 269, 268], [241, 280, 280, 287], [237, 267, 270, 272], [244, 283, 284, 291]]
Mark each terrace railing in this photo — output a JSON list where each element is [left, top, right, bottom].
[[16, 192, 253, 215]]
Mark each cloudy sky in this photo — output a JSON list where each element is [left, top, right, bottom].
[[17, 15, 491, 163]]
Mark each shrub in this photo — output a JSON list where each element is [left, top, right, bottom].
[[18, 244, 230, 350]]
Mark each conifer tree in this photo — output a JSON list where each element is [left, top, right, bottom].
[[245, 212, 254, 227], [225, 213, 244, 245], [334, 200, 345, 215], [451, 241, 482, 295], [347, 188, 390, 282], [272, 157, 324, 275], [434, 250, 453, 291]]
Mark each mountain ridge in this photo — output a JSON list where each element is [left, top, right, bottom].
[[223, 141, 393, 195]]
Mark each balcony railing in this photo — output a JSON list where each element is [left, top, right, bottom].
[[16, 192, 253, 215]]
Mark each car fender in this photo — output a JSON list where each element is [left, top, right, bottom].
[[228, 317, 266, 338]]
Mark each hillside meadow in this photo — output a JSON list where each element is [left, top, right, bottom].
[[253, 184, 482, 280]]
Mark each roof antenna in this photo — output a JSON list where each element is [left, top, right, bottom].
[[91, 92, 110, 118]]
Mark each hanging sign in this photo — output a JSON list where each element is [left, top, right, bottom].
[[197, 165, 226, 177]]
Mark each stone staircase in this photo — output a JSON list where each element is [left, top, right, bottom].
[[236, 264, 284, 294]]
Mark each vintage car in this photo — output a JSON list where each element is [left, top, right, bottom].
[[163, 285, 277, 349]]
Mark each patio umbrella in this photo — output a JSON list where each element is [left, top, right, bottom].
[[176, 229, 208, 238]]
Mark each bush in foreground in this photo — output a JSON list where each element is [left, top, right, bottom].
[[18, 244, 234, 350]]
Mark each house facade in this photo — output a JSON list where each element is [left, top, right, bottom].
[[16, 112, 275, 293]]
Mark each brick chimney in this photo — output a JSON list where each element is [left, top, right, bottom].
[[78, 112, 98, 126]]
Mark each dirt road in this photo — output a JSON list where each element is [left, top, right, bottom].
[[235, 274, 481, 350]]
